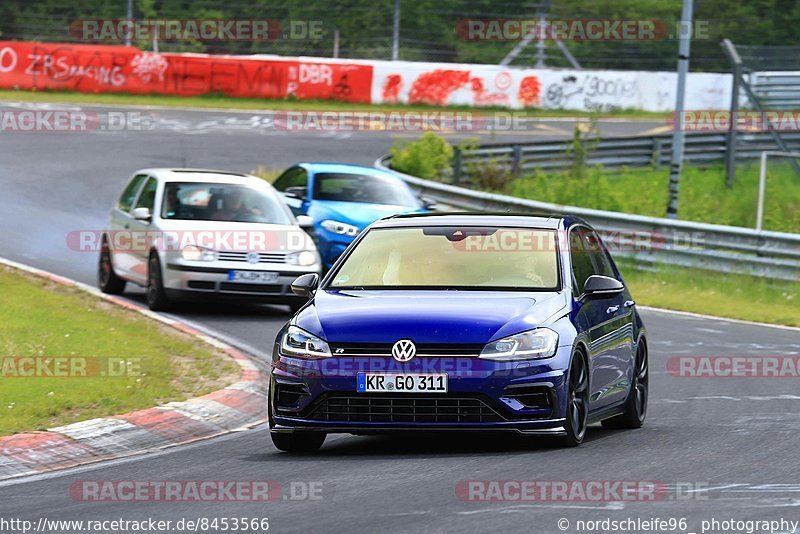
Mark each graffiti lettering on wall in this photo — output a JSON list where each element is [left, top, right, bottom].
[[24, 46, 128, 87], [545, 74, 638, 111], [131, 53, 168, 83]]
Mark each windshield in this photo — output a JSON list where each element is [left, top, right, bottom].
[[313, 172, 420, 207], [161, 182, 292, 224], [328, 226, 560, 290]]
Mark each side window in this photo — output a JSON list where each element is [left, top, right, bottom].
[[272, 167, 308, 192], [117, 174, 147, 213], [134, 178, 158, 212], [585, 231, 617, 279], [569, 228, 594, 297]]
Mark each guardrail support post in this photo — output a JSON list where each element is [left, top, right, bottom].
[[452, 148, 462, 185], [652, 138, 663, 169], [511, 145, 522, 176], [722, 39, 742, 187]]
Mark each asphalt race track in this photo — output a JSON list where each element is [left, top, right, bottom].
[[1, 101, 799, 533]]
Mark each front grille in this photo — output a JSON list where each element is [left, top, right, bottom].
[[219, 282, 283, 294], [307, 393, 504, 423], [217, 251, 288, 263], [328, 343, 484, 357]]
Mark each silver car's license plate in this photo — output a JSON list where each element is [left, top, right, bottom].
[[228, 270, 279, 283], [357, 373, 448, 393]]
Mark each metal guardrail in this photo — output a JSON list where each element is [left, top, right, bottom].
[[375, 155, 800, 281], [750, 72, 800, 110], [450, 131, 800, 183]]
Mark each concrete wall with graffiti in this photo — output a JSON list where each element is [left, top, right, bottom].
[[0, 42, 373, 103], [0, 42, 732, 111], [372, 60, 732, 112]]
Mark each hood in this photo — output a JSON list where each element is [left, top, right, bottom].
[[295, 290, 569, 345], [310, 200, 423, 228]]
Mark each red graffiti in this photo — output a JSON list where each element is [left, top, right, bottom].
[[382, 74, 403, 103], [518, 75, 542, 107], [470, 76, 509, 106], [408, 69, 471, 105], [0, 41, 373, 103]]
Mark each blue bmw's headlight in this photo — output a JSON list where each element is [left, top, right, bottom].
[[320, 219, 359, 237], [281, 325, 332, 359], [480, 328, 558, 361]]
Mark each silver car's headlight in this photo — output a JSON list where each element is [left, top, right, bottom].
[[286, 250, 318, 266], [181, 245, 216, 261], [321, 219, 359, 237], [480, 328, 559, 361], [280, 326, 332, 359]]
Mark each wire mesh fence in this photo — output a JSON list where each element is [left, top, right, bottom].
[[0, 0, 757, 71]]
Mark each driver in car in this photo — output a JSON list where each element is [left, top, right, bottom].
[[213, 189, 263, 221], [163, 187, 185, 218]]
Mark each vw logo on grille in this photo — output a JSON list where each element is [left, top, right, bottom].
[[246, 252, 260, 264], [392, 339, 416, 362]]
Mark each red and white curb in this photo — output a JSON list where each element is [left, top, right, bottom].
[[0, 257, 269, 481]]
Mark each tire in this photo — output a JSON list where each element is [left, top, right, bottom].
[[270, 431, 326, 453], [146, 252, 171, 311], [602, 339, 648, 430], [560, 349, 589, 447], [98, 239, 126, 294]]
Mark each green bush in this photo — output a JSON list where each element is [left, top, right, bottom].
[[564, 120, 600, 180], [466, 159, 516, 192], [390, 132, 454, 180]]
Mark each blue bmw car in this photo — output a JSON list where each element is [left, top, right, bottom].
[[269, 213, 648, 452], [271, 163, 432, 269]]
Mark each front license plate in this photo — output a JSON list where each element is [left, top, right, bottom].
[[228, 270, 279, 283], [357, 373, 448, 393]]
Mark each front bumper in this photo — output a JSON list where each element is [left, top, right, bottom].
[[269, 346, 572, 435], [163, 262, 318, 301]]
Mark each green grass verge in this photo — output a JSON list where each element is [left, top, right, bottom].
[[0, 89, 664, 119], [511, 161, 800, 233], [618, 260, 799, 327], [0, 265, 239, 436]]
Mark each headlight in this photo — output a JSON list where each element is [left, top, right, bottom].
[[480, 328, 558, 361], [181, 245, 216, 261], [286, 250, 318, 266], [321, 219, 359, 237], [280, 325, 332, 359]]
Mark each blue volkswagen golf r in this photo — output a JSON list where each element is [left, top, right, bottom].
[[268, 213, 648, 452]]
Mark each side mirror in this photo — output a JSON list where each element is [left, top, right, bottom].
[[284, 186, 307, 200], [131, 207, 152, 222], [291, 273, 319, 299], [419, 196, 438, 210], [296, 215, 314, 229], [583, 275, 624, 297]]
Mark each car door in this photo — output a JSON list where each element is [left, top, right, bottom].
[[569, 226, 622, 411], [584, 229, 635, 408], [273, 166, 310, 215], [109, 174, 148, 281], [126, 176, 159, 285]]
